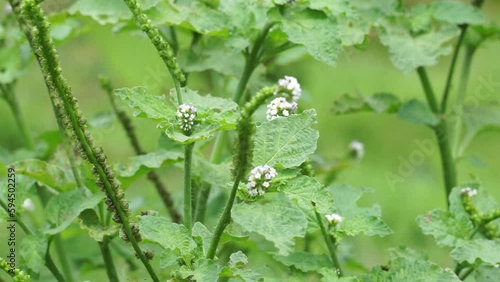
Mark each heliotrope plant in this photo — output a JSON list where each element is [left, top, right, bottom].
[[0, 0, 499, 281]]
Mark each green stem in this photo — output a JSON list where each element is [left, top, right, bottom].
[[417, 67, 457, 204], [206, 87, 276, 260], [184, 143, 194, 234], [416, 67, 439, 113], [45, 247, 67, 282], [452, 46, 475, 159], [459, 267, 474, 281], [14, 2, 159, 280], [206, 172, 243, 259], [314, 211, 343, 276], [1, 83, 34, 150], [440, 25, 468, 113], [98, 237, 120, 282], [194, 23, 273, 222], [233, 23, 273, 105], [440, 0, 485, 113], [53, 235, 75, 282]]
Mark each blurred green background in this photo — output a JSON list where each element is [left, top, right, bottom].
[[0, 0, 499, 279]]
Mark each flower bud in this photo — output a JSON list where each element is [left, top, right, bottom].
[[176, 103, 198, 133]]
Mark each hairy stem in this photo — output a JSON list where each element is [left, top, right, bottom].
[[100, 77, 181, 223], [184, 143, 195, 234], [98, 237, 120, 282], [206, 87, 276, 259], [14, 1, 159, 280], [417, 67, 457, 204], [314, 211, 343, 276], [122, 0, 185, 104]]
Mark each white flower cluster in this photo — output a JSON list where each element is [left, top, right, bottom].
[[325, 213, 343, 224], [461, 187, 478, 197], [176, 103, 197, 132], [277, 75, 302, 102], [266, 97, 298, 121], [349, 140, 365, 160], [247, 165, 278, 196]]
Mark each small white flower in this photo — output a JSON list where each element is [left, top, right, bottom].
[[461, 187, 478, 197], [22, 198, 35, 212], [266, 97, 297, 121], [176, 103, 198, 133], [349, 140, 365, 160], [276, 76, 302, 102], [325, 213, 343, 224], [247, 165, 277, 196]]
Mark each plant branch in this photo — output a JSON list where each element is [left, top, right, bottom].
[[98, 236, 120, 282], [184, 143, 195, 234], [45, 246, 67, 282], [440, 0, 485, 113], [206, 87, 276, 260], [314, 210, 343, 276], [440, 26, 467, 113], [417, 67, 457, 204], [13, 1, 159, 280], [194, 23, 273, 222], [452, 46, 475, 159]]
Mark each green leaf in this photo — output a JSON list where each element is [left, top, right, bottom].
[[253, 109, 319, 168], [379, 19, 459, 73], [475, 265, 500, 282], [69, 0, 158, 25], [451, 239, 500, 265], [79, 209, 119, 242], [44, 190, 104, 235], [273, 251, 331, 272], [114, 86, 173, 121], [182, 38, 244, 77], [398, 99, 439, 126], [329, 185, 392, 237], [220, 251, 262, 282], [363, 257, 460, 281], [460, 105, 500, 155], [232, 195, 307, 255], [278, 175, 335, 214], [388, 245, 428, 262], [19, 235, 47, 274], [416, 209, 472, 248], [114, 149, 183, 187], [14, 159, 77, 191], [138, 215, 197, 263], [179, 258, 219, 282], [281, 9, 342, 67], [431, 1, 484, 25], [192, 157, 232, 190], [192, 222, 213, 257], [331, 92, 400, 115]]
